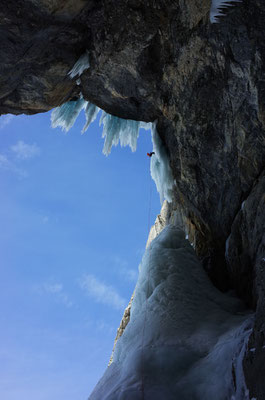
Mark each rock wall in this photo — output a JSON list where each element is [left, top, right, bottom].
[[0, 0, 264, 397]]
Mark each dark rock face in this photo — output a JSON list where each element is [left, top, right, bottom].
[[0, 0, 88, 114], [1, 0, 264, 396]]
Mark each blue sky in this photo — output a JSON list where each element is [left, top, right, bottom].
[[0, 111, 160, 399]]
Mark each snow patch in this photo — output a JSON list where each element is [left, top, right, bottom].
[[89, 226, 252, 400], [210, 0, 241, 23], [68, 51, 90, 78], [150, 123, 174, 203]]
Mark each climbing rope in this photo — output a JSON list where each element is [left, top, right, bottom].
[[146, 151, 155, 236], [140, 156, 154, 399], [147, 169, 153, 237]]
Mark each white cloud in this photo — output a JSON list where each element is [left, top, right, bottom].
[[11, 140, 40, 160], [0, 140, 40, 178], [85, 318, 115, 334], [43, 283, 63, 294], [57, 292, 73, 308], [0, 114, 14, 130], [113, 256, 138, 282], [42, 216, 49, 224], [35, 282, 73, 308], [79, 274, 126, 311], [0, 154, 11, 169], [125, 269, 138, 281], [95, 320, 114, 333], [0, 153, 27, 177]]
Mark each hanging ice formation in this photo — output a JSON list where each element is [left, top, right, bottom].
[[210, 0, 241, 23], [100, 112, 141, 155], [150, 124, 174, 203], [51, 99, 147, 153], [51, 99, 174, 202], [52, 49, 175, 203], [51, 97, 87, 132], [82, 102, 100, 133], [68, 51, 90, 78], [89, 226, 253, 400]]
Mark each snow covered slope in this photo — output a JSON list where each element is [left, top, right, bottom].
[[89, 226, 252, 400]]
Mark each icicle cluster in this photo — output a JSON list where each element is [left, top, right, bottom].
[[100, 112, 141, 155], [51, 98, 87, 132], [68, 51, 90, 78], [150, 124, 174, 203], [52, 51, 175, 203], [51, 99, 147, 155], [82, 102, 100, 133], [210, 0, 241, 23]]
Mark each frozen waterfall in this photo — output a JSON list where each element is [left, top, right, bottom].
[[150, 124, 174, 203], [89, 226, 252, 400]]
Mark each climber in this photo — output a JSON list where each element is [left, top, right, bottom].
[[147, 152, 155, 157]]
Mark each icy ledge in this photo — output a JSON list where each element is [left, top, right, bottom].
[[89, 226, 253, 400]]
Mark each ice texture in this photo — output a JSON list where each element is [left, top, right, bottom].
[[100, 112, 141, 155], [210, 0, 241, 23], [51, 98, 86, 132], [68, 51, 90, 78], [150, 124, 174, 203], [82, 102, 100, 133], [89, 226, 253, 400], [51, 99, 148, 155]]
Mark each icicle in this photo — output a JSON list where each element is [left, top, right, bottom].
[[51, 96, 147, 157], [210, 0, 241, 23], [100, 112, 141, 156], [51, 98, 86, 132], [140, 121, 153, 131], [68, 51, 90, 78], [82, 102, 100, 133], [118, 119, 140, 151], [150, 123, 174, 203]]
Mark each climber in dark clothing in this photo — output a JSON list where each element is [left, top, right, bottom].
[[147, 152, 155, 157]]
